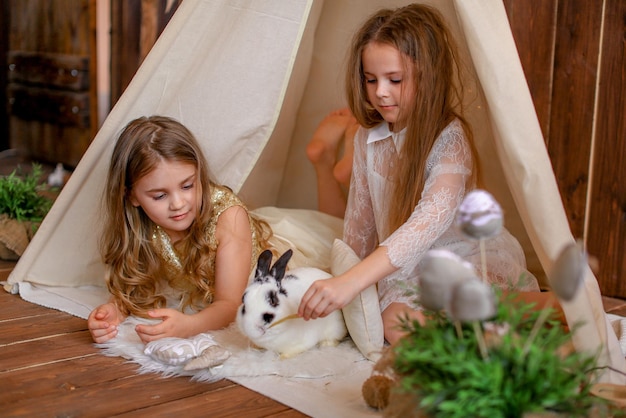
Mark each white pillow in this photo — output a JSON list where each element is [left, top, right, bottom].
[[331, 239, 384, 361], [144, 333, 220, 366]]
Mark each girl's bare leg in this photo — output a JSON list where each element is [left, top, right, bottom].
[[382, 302, 426, 345], [505, 290, 566, 325], [333, 119, 358, 188], [306, 109, 352, 166], [382, 291, 565, 346], [306, 108, 356, 218]]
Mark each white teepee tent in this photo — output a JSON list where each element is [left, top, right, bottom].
[[5, 0, 625, 393]]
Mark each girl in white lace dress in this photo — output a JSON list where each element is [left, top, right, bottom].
[[299, 4, 542, 344]]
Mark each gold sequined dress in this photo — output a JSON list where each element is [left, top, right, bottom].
[[150, 184, 264, 312]]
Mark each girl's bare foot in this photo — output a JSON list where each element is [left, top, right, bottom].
[[306, 108, 356, 170]]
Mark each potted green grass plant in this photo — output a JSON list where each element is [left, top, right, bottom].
[[384, 290, 604, 417], [0, 164, 54, 260]]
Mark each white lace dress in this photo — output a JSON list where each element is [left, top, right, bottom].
[[343, 119, 540, 312]]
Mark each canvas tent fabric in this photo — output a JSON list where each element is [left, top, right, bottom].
[[5, 1, 625, 409]]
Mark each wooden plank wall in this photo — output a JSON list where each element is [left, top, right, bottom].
[[0, 1, 8, 150], [504, 0, 626, 297], [110, 0, 181, 105], [587, 0, 626, 298]]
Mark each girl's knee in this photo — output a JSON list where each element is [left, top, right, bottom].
[[383, 321, 404, 345], [382, 303, 425, 344]]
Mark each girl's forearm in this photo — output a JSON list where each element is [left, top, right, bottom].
[[192, 300, 241, 333], [345, 245, 397, 291]]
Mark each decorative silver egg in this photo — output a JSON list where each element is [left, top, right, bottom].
[[419, 249, 477, 311], [456, 189, 503, 240], [446, 278, 496, 322], [549, 240, 586, 302]]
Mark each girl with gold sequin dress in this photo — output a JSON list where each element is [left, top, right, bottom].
[[87, 115, 276, 345]]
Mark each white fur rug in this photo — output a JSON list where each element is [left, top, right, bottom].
[[97, 317, 367, 381], [97, 317, 380, 417]]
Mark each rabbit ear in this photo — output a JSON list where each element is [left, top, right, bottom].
[[269, 249, 293, 282], [254, 249, 274, 283]]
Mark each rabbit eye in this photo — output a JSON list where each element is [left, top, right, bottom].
[[263, 313, 274, 324], [266, 290, 280, 308]]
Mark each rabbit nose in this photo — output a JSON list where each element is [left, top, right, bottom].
[[263, 313, 274, 324]]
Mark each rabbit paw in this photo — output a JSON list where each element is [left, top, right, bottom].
[[319, 338, 341, 348], [278, 347, 306, 359]]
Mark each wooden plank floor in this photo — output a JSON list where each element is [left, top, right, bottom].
[[0, 262, 307, 417], [3, 257, 626, 417]]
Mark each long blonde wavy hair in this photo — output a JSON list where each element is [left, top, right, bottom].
[[101, 116, 269, 317], [345, 4, 479, 236]]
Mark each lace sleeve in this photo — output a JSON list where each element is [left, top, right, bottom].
[[382, 121, 473, 268], [343, 128, 378, 259]]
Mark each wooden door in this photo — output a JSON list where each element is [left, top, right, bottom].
[[5, 0, 97, 168]]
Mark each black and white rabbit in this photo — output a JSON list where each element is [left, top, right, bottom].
[[236, 249, 347, 358]]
